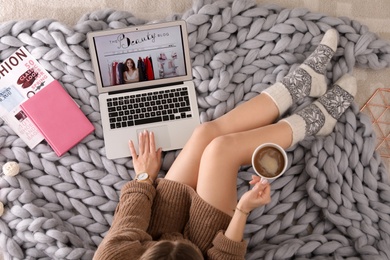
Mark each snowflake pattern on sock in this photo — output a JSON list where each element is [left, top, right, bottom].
[[318, 84, 354, 119], [281, 68, 311, 103], [303, 44, 335, 75], [296, 104, 325, 136]]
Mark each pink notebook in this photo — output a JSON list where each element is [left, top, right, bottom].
[[21, 80, 95, 156]]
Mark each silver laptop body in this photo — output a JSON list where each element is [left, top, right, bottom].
[[88, 20, 200, 159]]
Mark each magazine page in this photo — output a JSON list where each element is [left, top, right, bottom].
[[0, 46, 54, 148]]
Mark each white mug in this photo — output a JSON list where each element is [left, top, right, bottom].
[[251, 143, 288, 181]]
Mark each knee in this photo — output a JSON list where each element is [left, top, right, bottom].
[[202, 134, 238, 161], [191, 121, 220, 142]]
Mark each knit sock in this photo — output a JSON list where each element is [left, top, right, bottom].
[[281, 74, 357, 147], [262, 28, 339, 116]]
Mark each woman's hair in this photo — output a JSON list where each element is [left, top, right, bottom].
[[139, 240, 203, 260]]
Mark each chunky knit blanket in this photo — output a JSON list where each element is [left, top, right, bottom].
[[1, 0, 390, 259]]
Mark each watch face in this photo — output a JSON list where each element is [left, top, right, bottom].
[[137, 172, 148, 180]]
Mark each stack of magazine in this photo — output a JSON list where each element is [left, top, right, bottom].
[[0, 47, 94, 155], [0, 46, 54, 148]]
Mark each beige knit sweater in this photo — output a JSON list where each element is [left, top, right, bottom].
[[93, 178, 247, 259]]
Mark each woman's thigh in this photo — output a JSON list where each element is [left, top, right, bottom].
[[165, 93, 280, 189], [164, 122, 221, 189], [196, 121, 292, 216]]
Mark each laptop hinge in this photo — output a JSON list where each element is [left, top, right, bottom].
[[108, 81, 186, 95]]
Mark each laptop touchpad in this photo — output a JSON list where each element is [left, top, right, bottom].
[[136, 125, 171, 149]]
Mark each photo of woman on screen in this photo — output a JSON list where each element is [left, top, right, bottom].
[[123, 58, 139, 83]]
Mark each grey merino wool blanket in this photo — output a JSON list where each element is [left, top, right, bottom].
[[1, 0, 390, 259]]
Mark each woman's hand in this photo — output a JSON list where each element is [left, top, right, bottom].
[[237, 176, 271, 213], [129, 130, 162, 181], [224, 176, 271, 242]]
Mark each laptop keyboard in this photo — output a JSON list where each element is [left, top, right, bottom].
[[107, 87, 193, 129]]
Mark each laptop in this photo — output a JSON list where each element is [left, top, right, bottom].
[[87, 20, 200, 159]]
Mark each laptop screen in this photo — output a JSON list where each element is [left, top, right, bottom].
[[88, 21, 192, 93]]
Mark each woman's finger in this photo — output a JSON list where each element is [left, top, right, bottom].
[[248, 182, 261, 197], [252, 175, 261, 181], [143, 130, 150, 154], [138, 131, 144, 154], [249, 175, 261, 185], [263, 184, 271, 197], [128, 140, 138, 158], [258, 184, 271, 202], [252, 181, 269, 196], [149, 131, 156, 152]]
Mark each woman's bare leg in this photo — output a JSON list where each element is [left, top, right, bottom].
[[196, 121, 292, 216], [165, 93, 279, 189], [165, 29, 339, 189], [197, 73, 357, 216]]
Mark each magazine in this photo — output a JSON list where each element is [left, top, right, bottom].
[[0, 46, 55, 148]]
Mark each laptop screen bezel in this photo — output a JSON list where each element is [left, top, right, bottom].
[[87, 20, 193, 94]]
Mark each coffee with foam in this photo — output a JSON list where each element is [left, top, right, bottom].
[[252, 143, 287, 179]]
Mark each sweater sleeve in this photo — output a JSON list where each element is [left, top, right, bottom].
[[207, 231, 247, 260], [93, 181, 156, 260]]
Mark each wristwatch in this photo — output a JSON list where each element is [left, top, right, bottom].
[[136, 172, 153, 184]]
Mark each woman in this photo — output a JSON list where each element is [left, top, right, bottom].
[[94, 29, 356, 259], [123, 58, 139, 83]]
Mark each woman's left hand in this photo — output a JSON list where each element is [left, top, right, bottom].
[[237, 176, 271, 213], [129, 130, 162, 181]]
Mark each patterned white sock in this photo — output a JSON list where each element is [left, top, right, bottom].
[[263, 29, 339, 116], [281, 74, 357, 147]]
